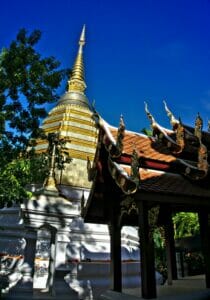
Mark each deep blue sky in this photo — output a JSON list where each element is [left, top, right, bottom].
[[1, 0, 210, 132]]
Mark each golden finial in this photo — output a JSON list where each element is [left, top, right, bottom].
[[194, 113, 203, 142], [68, 25, 87, 93], [119, 114, 125, 131], [44, 133, 59, 193], [116, 114, 125, 155], [79, 24, 86, 47], [163, 100, 179, 128]]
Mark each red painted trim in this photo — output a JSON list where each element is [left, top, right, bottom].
[[116, 155, 170, 171], [144, 160, 170, 170], [117, 156, 130, 164]]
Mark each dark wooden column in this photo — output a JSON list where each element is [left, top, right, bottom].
[[198, 210, 210, 288], [47, 226, 57, 293], [138, 201, 156, 299], [109, 207, 122, 292], [24, 228, 37, 277], [164, 211, 177, 284]]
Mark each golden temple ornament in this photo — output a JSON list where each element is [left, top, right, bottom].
[[116, 115, 125, 155], [194, 113, 203, 142], [130, 148, 140, 186], [44, 135, 58, 193], [68, 25, 87, 94], [193, 114, 208, 177], [197, 143, 208, 175], [43, 132, 72, 192], [175, 119, 185, 153]]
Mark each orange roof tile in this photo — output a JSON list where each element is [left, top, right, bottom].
[[109, 127, 176, 163], [139, 168, 210, 197]]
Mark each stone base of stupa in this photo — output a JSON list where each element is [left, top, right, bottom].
[[0, 186, 161, 299]]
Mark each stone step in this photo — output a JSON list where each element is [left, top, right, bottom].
[[97, 290, 140, 300], [1, 295, 79, 300], [2, 278, 79, 300]]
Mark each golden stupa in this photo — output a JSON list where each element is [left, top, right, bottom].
[[35, 26, 98, 189]]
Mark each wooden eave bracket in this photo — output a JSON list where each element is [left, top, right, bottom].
[[108, 157, 139, 195]]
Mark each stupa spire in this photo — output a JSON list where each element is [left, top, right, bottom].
[[68, 25, 86, 93]]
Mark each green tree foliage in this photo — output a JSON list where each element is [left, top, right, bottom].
[[0, 158, 32, 207], [173, 212, 203, 276], [141, 127, 153, 137], [154, 212, 200, 281], [173, 212, 199, 238], [0, 28, 68, 154], [0, 28, 69, 206], [153, 227, 167, 283]]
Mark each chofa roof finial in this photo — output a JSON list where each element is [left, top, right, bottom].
[[163, 100, 179, 129]]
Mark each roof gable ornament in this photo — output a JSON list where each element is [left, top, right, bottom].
[[103, 115, 125, 158], [144, 102, 182, 152], [194, 113, 203, 142], [197, 144, 208, 176], [116, 115, 125, 155], [163, 101, 185, 152], [163, 100, 179, 129], [130, 147, 140, 187], [108, 158, 139, 195], [175, 118, 185, 153], [144, 101, 156, 132], [194, 113, 208, 177]]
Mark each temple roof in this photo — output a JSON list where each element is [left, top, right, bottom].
[[82, 107, 210, 224], [109, 127, 176, 162]]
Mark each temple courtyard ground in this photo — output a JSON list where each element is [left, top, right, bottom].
[[122, 274, 210, 299], [2, 275, 210, 299]]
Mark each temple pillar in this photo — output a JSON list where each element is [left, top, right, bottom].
[[33, 225, 57, 295], [109, 208, 122, 292], [48, 227, 57, 294], [164, 211, 177, 284], [198, 210, 210, 288], [138, 201, 156, 299]]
